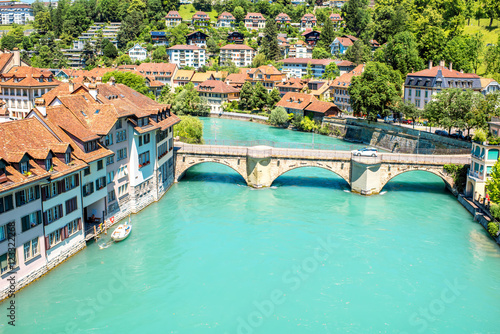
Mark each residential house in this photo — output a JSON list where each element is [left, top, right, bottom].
[[300, 14, 317, 31], [227, 31, 244, 44], [276, 13, 291, 28], [186, 31, 208, 49], [275, 92, 317, 118], [225, 73, 247, 89], [150, 31, 169, 46], [369, 39, 380, 51], [336, 60, 356, 75], [206, 71, 228, 81], [0, 49, 29, 74], [404, 61, 482, 109], [219, 44, 256, 67], [304, 100, 340, 120], [329, 13, 343, 30], [331, 64, 364, 112], [127, 44, 148, 62], [330, 36, 354, 55], [289, 40, 313, 58], [197, 80, 239, 113], [0, 1, 33, 25], [278, 36, 290, 58], [0, 66, 60, 120], [480, 78, 500, 95], [173, 70, 195, 88], [301, 30, 321, 46], [217, 12, 235, 28], [165, 10, 182, 27], [245, 65, 285, 92], [276, 78, 310, 96], [136, 63, 178, 88], [244, 13, 266, 31], [281, 58, 337, 78], [190, 72, 215, 86], [192, 11, 210, 27], [166, 45, 206, 69]]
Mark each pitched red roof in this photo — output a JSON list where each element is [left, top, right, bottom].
[[245, 13, 265, 20], [137, 63, 177, 77], [335, 37, 354, 47], [408, 65, 480, 79], [304, 100, 338, 114], [192, 11, 210, 20], [218, 12, 235, 20], [281, 58, 336, 66], [276, 92, 317, 110], [220, 44, 254, 50], [197, 80, 239, 94], [165, 10, 181, 19], [168, 45, 202, 50]]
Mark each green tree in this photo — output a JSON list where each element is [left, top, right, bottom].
[[345, 40, 371, 65], [233, 6, 246, 23], [172, 82, 210, 116], [102, 71, 152, 97], [103, 42, 118, 59], [487, 160, 500, 204], [251, 82, 268, 110], [484, 0, 500, 28], [261, 18, 280, 61], [158, 85, 175, 104], [34, 11, 52, 32], [322, 62, 340, 80], [269, 106, 288, 127], [207, 37, 218, 55], [395, 101, 422, 128], [349, 62, 403, 121], [252, 53, 266, 67], [169, 23, 190, 45], [239, 81, 254, 110], [312, 47, 331, 59], [152, 46, 169, 62], [341, 0, 371, 36], [174, 115, 204, 144], [267, 88, 281, 109], [485, 36, 500, 75], [1, 35, 17, 50], [117, 10, 144, 48], [382, 31, 424, 76], [317, 17, 335, 49], [443, 33, 483, 73]]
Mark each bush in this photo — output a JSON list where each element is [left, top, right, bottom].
[[490, 204, 500, 221], [332, 127, 342, 137], [299, 116, 319, 132], [473, 128, 487, 143], [292, 114, 303, 129], [487, 222, 499, 237], [443, 163, 469, 193], [174, 115, 204, 144], [269, 106, 288, 127], [319, 125, 330, 135]]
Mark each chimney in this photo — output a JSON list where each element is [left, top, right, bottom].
[[35, 98, 46, 116], [449, 62, 452, 71], [96, 76, 102, 83], [88, 83, 98, 100], [68, 78, 74, 92], [428, 60, 433, 69], [460, 69, 464, 73], [439, 60, 445, 67], [12, 48, 20, 67], [108, 76, 115, 86]]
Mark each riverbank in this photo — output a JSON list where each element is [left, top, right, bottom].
[[458, 194, 500, 246]]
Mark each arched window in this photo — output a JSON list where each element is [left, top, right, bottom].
[[474, 146, 481, 157], [488, 149, 499, 161]]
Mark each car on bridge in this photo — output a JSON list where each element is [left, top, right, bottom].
[[352, 147, 378, 157]]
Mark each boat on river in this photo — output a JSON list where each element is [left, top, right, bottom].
[[111, 217, 132, 242]]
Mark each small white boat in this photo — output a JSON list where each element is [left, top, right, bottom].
[[111, 217, 132, 242]]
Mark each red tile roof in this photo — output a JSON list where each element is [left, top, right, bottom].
[[165, 10, 181, 19], [276, 92, 317, 110], [304, 100, 338, 114], [168, 45, 202, 50], [281, 58, 337, 66], [408, 65, 480, 79], [276, 13, 291, 21], [245, 13, 265, 20], [192, 11, 210, 20], [218, 12, 235, 20], [197, 80, 239, 94], [137, 63, 177, 77], [220, 44, 255, 50], [0, 66, 61, 87], [335, 37, 354, 47]]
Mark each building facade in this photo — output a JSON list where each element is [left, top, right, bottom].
[[166, 45, 206, 69], [165, 11, 182, 27], [219, 44, 256, 67], [197, 80, 239, 113], [281, 58, 337, 78], [244, 13, 266, 30], [217, 12, 235, 28], [300, 14, 317, 31], [127, 44, 148, 62], [0, 1, 33, 25]]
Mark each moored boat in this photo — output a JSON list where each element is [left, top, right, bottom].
[[111, 217, 132, 242]]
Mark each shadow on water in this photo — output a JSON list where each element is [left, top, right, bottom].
[[272, 175, 349, 190], [383, 181, 448, 194]]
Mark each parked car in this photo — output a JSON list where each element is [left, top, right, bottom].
[[401, 119, 413, 124], [352, 147, 378, 157], [450, 132, 465, 140], [384, 116, 394, 123], [434, 130, 449, 136]]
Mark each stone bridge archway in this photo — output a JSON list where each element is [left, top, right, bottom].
[[269, 162, 351, 187], [379, 165, 455, 193], [175, 156, 248, 184]]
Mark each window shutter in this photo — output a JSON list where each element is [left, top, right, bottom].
[[75, 174, 79, 186], [21, 216, 29, 232], [66, 199, 70, 214], [45, 236, 50, 250], [43, 211, 48, 225], [15, 191, 22, 207], [37, 210, 41, 225], [77, 218, 82, 231], [41, 187, 47, 201], [65, 226, 69, 239], [61, 228, 66, 241], [59, 204, 63, 217], [58, 181, 64, 193]]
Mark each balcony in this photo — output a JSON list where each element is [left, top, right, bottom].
[[468, 169, 485, 181]]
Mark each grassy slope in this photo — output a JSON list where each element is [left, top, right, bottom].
[[178, 4, 218, 22], [0, 24, 34, 31], [464, 19, 500, 75]]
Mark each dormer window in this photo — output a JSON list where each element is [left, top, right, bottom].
[[45, 158, 52, 171], [65, 152, 71, 164], [20, 161, 28, 174]]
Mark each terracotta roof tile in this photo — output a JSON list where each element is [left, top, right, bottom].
[[276, 92, 317, 110], [197, 80, 240, 94]]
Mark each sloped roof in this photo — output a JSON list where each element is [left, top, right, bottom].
[[168, 45, 202, 50], [335, 37, 354, 47], [173, 70, 195, 81], [165, 10, 181, 19], [191, 72, 214, 83], [408, 65, 480, 79], [305, 100, 338, 114], [137, 62, 177, 76], [220, 44, 254, 50], [197, 80, 239, 94], [218, 12, 235, 20], [276, 92, 317, 110]]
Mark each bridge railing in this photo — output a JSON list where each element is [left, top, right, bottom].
[[378, 153, 471, 165], [203, 139, 361, 151]]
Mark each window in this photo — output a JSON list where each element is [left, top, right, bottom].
[[105, 133, 113, 146], [144, 133, 150, 144], [117, 148, 127, 161], [106, 156, 114, 166], [158, 142, 168, 159], [108, 190, 116, 202], [45, 204, 63, 224], [65, 152, 71, 164], [95, 177, 106, 190], [0, 250, 17, 274], [97, 160, 103, 170], [24, 238, 39, 261], [83, 182, 94, 197], [15, 186, 40, 207], [49, 229, 61, 246], [21, 211, 42, 232], [117, 166, 128, 178], [115, 119, 122, 129], [65, 197, 78, 214], [116, 130, 127, 143], [488, 149, 499, 161], [0, 223, 9, 242], [118, 183, 129, 196], [20, 161, 28, 174], [107, 171, 115, 184], [416, 90, 421, 97], [64, 174, 78, 191], [139, 151, 150, 167], [408, 89, 412, 97], [67, 219, 79, 236], [0, 194, 14, 213], [84, 167, 90, 176]]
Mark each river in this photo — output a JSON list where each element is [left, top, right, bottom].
[[8, 117, 500, 333]]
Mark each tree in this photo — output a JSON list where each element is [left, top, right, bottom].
[[158, 85, 175, 104], [303, 62, 314, 79], [341, 0, 371, 36], [261, 18, 280, 61], [484, 0, 500, 28], [102, 71, 152, 97], [322, 62, 340, 80], [152, 46, 169, 62], [207, 37, 219, 55], [251, 82, 268, 110], [239, 82, 254, 110], [174, 115, 204, 144], [233, 6, 246, 23], [382, 31, 424, 76], [1, 34, 17, 50], [169, 23, 190, 46], [345, 40, 371, 64], [485, 36, 500, 75], [312, 47, 331, 59], [172, 82, 210, 116], [487, 160, 500, 204], [267, 88, 281, 109], [252, 54, 266, 67], [163, 0, 179, 11], [269, 106, 288, 127], [103, 42, 118, 59], [395, 101, 422, 128], [443, 34, 483, 73], [34, 11, 52, 32], [117, 10, 144, 48], [317, 17, 335, 49], [349, 62, 403, 121]]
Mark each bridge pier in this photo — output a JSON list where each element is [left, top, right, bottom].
[[350, 159, 382, 195], [246, 146, 273, 188]]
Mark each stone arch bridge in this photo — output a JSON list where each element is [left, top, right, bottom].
[[174, 143, 470, 195]]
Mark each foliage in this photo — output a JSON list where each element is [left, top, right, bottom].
[[251, 82, 268, 110], [443, 33, 484, 73], [269, 106, 288, 127], [487, 159, 500, 204], [349, 62, 403, 121], [473, 128, 488, 143], [152, 46, 169, 62], [171, 82, 210, 116], [395, 101, 422, 128], [267, 88, 281, 109], [239, 82, 254, 110], [317, 17, 336, 50], [443, 163, 469, 193], [103, 41, 118, 59], [102, 71, 152, 97], [341, 0, 371, 36], [381, 31, 424, 76], [312, 47, 331, 59], [299, 116, 319, 132], [174, 115, 204, 144], [252, 54, 267, 67], [345, 40, 371, 64], [489, 204, 500, 221], [261, 17, 280, 61], [322, 62, 340, 80], [488, 222, 499, 237]]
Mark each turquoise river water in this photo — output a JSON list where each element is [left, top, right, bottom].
[[4, 117, 500, 333]]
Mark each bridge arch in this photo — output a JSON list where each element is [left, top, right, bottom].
[[270, 164, 350, 187], [379, 167, 455, 193], [175, 159, 248, 184]]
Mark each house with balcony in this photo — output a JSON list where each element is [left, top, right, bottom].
[[276, 78, 310, 96], [217, 12, 235, 28], [329, 13, 343, 30], [331, 64, 364, 113], [301, 29, 321, 46], [480, 78, 500, 95], [197, 80, 240, 113], [227, 31, 244, 44], [165, 10, 182, 27], [404, 61, 482, 109], [281, 58, 337, 78], [244, 13, 266, 31], [173, 70, 195, 88], [127, 44, 148, 62], [244, 65, 285, 92], [300, 14, 317, 31], [150, 31, 169, 46], [276, 13, 291, 28], [0, 1, 33, 25], [219, 44, 256, 67], [288, 40, 313, 59], [137, 63, 177, 88], [187, 31, 208, 48], [166, 45, 206, 69], [330, 36, 354, 55], [192, 11, 210, 27]]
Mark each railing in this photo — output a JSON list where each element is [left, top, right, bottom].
[[202, 139, 360, 151]]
